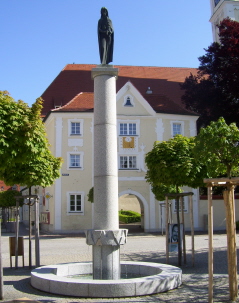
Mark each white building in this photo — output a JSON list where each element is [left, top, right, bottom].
[[210, 0, 239, 42], [38, 64, 202, 233]]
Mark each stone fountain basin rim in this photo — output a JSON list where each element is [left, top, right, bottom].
[[31, 261, 182, 297]]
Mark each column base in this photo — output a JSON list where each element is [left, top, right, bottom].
[[85, 229, 128, 280]]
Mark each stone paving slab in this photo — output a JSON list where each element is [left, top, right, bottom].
[[1, 231, 239, 302]]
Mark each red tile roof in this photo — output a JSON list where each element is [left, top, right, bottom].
[[144, 94, 193, 115], [52, 92, 94, 112], [0, 180, 20, 191], [41, 64, 198, 116]]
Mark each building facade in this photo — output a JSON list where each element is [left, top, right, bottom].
[[39, 64, 201, 233]]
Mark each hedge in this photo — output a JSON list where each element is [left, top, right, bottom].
[[119, 210, 141, 224]]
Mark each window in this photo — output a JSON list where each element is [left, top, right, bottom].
[[171, 121, 184, 137], [67, 152, 84, 170], [123, 95, 134, 107], [70, 194, 82, 212], [125, 97, 132, 106], [68, 119, 83, 136], [67, 192, 84, 213], [71, 122, 80, 135], [70, 154, 80, 167], [119, 156, 137, 169], [124, 96, 133, 106], [120, 123, 137, 136], [173, 123, 181, 136]]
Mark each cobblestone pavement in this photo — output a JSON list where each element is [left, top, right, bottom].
[[1, 227, 239, 302]]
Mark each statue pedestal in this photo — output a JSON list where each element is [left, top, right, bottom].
[[87, 65, 127, 280], [85, 229, 128, 279]]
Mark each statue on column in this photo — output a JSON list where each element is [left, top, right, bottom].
[[98, 7, 114, 65]]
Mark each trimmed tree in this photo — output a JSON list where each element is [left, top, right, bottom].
[[145, 135, 206, 265], [0, 91, 63, 270], [194, 117, 239, 178], [195, 117, 239, 301], [0, 190, 23, 228], [145, 135, 206, 191], [0, 91, 62, 187]]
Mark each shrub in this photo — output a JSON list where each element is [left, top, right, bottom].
[[119, 210, 141, 224]]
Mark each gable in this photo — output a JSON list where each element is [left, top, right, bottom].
[[117, 82, 156, 116]]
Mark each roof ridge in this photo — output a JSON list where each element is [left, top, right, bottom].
[[63, 63, 197, 70], [52, 92, 83, 111]]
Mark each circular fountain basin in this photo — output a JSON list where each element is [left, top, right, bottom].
[[31, 261, 182, 298]]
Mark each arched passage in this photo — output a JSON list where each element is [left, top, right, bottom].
[[118, 190, 149, 232]]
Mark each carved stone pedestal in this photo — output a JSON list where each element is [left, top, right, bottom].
[[86, 229, 128, 279]]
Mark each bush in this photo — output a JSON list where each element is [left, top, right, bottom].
[[119, 210, 141, 224]]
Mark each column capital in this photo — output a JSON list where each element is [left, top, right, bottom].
[[91, 65, 118, 79]]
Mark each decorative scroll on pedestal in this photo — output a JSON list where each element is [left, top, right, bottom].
[[85, 229, 128, 246]]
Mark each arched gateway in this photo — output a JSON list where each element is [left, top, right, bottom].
[[118, 190, 149, 231]]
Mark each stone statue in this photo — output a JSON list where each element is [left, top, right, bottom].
[[98, 7, 114, 65]]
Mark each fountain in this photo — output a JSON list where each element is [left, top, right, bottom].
[[31, 8, 182, 298]]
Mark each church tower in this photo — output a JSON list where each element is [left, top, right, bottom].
[[210, 0, 239, 42]]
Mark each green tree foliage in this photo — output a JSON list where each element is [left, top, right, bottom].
[[0, 190, 23, 207], [151, 184, 179, 202], [145, 135, 206, 196], [87, 187, 94, 203], [181, 18, 239, 129], [0, 91, 63, 187], [194, 118, 239, 178]]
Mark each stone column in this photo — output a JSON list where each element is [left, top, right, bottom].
[[86, 65, 127, 280], [92, 65, 119, 230]]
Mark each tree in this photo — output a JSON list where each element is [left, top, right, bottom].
[[0, 91, 62, 187], [87, 187, 94, 203], [145, 135, 206, 192], [181, 18, 239, 129], [194, 117, 239, 178], [0, 190, 23, 208], [145, 135, 206, 265], [195, 119, 239, 302], [0, 91, 63, 271]]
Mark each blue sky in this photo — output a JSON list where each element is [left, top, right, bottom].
[[1, 1, 213, 106]]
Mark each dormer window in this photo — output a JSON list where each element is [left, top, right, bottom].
[[146, 87, 152, 94], [123, 95, 134, 107]]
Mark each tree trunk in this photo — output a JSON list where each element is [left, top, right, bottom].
[[0, 215, 3, 299], [223, 186, 238, 301], [28, 187, 32, 269], [176, 186, 182, 266]]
